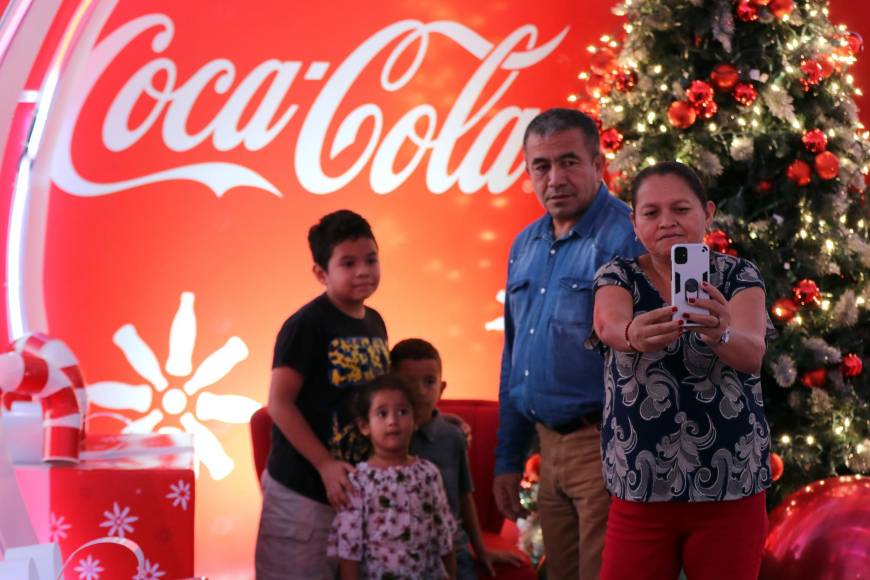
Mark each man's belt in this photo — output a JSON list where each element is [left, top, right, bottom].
[[550, 409, 603, 435]]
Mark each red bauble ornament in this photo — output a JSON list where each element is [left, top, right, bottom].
[[842, 353, 864, 378], [801, 368, 827, 388], [575, 98, 601, 120], [585, 74, 612, 99], [736, 1, 759, 22], [710, 64, 740, 91], [793, 278, 822, 307], [733, 82, 758, 106], [771, 297, 798, 323], [762, 476, 870, 579], [589, 48, 618, 76], [787, 159, 812, 186], [705, 229, 732, 253], [613, 68, 637, 92], [801, 59, 824, 86], [755, 179, 774, 195], [687, 80, 715, 104], [770, 452, 784, 482], [693, 98, 718, 120], [814, 151, 840, 181], [600, 128, 624, 153], [668, 100, 697, 129], [524, 453, 541, 483], [818, 55, 837, 79], [802, 129, 828, 154], [751, 0, 771, 5], [847, 31, 865, 56], [769, 0, 794, 19]]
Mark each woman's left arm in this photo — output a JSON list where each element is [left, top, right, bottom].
[[689, 284, 767, 374]]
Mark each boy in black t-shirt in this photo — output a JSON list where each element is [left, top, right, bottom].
[[255, 210, 390, 580]]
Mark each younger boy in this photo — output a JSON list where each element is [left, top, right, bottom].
[[256, 210, 390, 580], [391, 339, 526, 579]]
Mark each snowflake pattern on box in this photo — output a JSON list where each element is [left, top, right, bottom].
[[74, 555, 104, 580], [99, 501, 138, 538], [48, 512, 71, 543], [87, 291, 261, 480], [132, 558, 166, 580], [165, 479, 191, 511]]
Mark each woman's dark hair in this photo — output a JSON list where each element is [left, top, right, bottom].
[[628, 161, 707, 209], [354, 373, 418, 424]]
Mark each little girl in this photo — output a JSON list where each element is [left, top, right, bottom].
[[329, 373, 457, 579]]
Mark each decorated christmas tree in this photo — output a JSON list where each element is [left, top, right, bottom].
[[569, 0, 870, 505]]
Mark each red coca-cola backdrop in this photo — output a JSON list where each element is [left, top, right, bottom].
[[1, 0, 868, 577]]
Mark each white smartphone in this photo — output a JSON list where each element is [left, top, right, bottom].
[[671, 243, 710, 326]]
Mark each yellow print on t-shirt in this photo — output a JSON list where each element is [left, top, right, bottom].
[[327, 336, 390, 388]]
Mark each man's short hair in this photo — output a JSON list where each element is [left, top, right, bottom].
[[523, 108, 600, 158], [390, 338, 442, 372], [308, 210, 376, 270]]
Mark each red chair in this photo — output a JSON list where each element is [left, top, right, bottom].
[[249, 401, 537, 578]]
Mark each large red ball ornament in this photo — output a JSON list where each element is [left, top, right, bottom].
[[770, 452, 784, 482], [801, 59, 824, 86], [733, 82, 758, 106], [801, 129, 828, 154], [710, 64, 740, 91], [760, 476, 870, 579], [613, 68, 637, 92], [801, 368, 827, 388], [576, 98, 601, 120], [704, 229, 732, 254], [786, 159, 812, 187], [751, 0, 771, 5], [793, 278, 821, 307], [668, 100, 697, 129], [814, 151, 840, 181], [842, 353, 864, 378], [687, 80, 715, 104], [600, 128, 624, 153], [768, 0, 795, 19], [585, 74, 612, 99], [589, 48, 618, 76], [818, 55, 837, 79], [693, 98, 718, 120], [736, 1, 759, 22], [771, 298, 798, 323], [847, 31, 864, 56]]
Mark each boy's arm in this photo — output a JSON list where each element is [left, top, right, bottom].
[[339, 559, 361, 580], [459, 492, 527, 576], [268, 366, 353, 509]]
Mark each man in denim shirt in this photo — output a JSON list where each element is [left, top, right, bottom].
[[493, 109, 644, 580]]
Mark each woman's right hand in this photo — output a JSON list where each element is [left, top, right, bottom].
[[626, 305, 683, 352], [316, 458, 355, 510]]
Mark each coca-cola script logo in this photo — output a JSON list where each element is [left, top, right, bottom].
[[51, 16, 568, 197]]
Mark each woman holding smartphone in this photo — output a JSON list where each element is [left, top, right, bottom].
[[592, 161, 773, 580]]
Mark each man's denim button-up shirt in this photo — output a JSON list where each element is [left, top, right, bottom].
[[495, 184, 645, 475]]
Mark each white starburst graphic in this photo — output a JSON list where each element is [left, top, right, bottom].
[[86, 291, 261, 480], [99, 501, 138, 538], [132, 558, 165, 580], [74, 555, 104, 580], [48, 512, 71, 542], [166, 479, 191, 511]]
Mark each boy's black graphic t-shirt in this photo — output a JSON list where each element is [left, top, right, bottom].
[[267, 293, 389, 504]]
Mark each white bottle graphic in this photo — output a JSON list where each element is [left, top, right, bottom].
[[166, 292, 196, 377], [112, 325, 168, 392]]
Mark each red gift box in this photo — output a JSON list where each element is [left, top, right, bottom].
[[15, 433, 194, 579]]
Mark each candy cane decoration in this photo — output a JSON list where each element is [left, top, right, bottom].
[[13, 332, 87, 419], [0, 351, 81, 463]]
